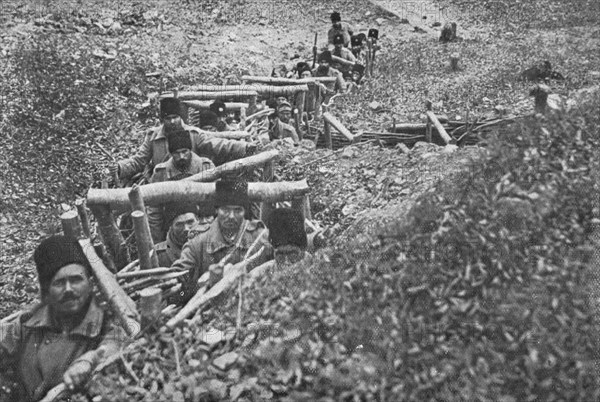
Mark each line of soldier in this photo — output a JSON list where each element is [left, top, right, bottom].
[[1, 96, 324, 401]]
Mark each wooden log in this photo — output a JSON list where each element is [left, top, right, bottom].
[[296, 92, 306, 141], [122, 271, 187, 292], [183, 150, 279, 183], [183, 100, 249, 111], [166, 246, 268, 328], [206, 131, 251, 140], [138, 287, 162, 330], [75, 199, 91, 238], [129, 186, 159, 268], [87, 180, 310, 214], [426, 111, 452, 144], [323, 119, 332, 149], [61, 210, 84, 239], [245, 108, 274, 122], [90, 205, 129, 269], [79, 239, 140, 337], [332, 55, 355, 67], [241, 76, 337, 85], [93, 239, 117, 274], [117, 267, 178, 280], [239, 106, 246, 130], [160, 90, 259, 101], [323, 112, 354, 142], [131, 211, 157, 271]]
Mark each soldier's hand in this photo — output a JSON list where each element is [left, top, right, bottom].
[[63, 361, 93, 391], [208, 263, 224, 287]]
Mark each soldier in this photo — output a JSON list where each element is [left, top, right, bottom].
[[155, 205, 202, 267], [328, 11, 353, 48], [209, 100, 236, 132], [0, 236, 126, 401], [111, 97, 255, 183], [313, 50, 346, 94], [171, 180, 272, 302], [296, 62, 313, 79], [268, 101, 299, 144], [147, 130, 216, 242], [331, 33, 356, 73], [351, 34, 367, 60]]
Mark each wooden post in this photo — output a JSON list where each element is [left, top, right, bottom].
[[291, 195, 312, 221], [262, 160, 274, 182], [138, 287, 162, 331], [425, 100, 433, 143], [296, 92, 306, 141], [131, 211, 157, 271], [323, 119, 332, 149], [303, 112, 311, 140], [75, 199, 91, 238], [93, 239, 117, 274], [323, 112, 354, 143], [314, 84, 322, 119], [79, 239, 140, 337], [129, 186, 160, 268], [239, 106, 246, 130], [90, 205, 129, 269], [61, 210, 83, 239], [425, 111, 452, 145]]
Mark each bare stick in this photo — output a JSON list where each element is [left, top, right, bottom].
[[117, 267, 179, 280], [61, 210, 83, 239], [323, 112, 354, 142], [426, 111, 453, 144], [75, 199, 91, 238], [131, 211, 156, 270]]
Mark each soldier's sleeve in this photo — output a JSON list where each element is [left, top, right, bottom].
[[71, 315, 128, 369], [0, 317, 22, 367], [194, 132, 248, 166], [117, 130, 153, 180], [346, 49, 357, 63], [335, 71, 346, 92], [170, 239, 204, 304], [288, 125, 300, 144]]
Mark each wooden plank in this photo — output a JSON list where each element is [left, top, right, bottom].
[[183, 100, 249, 111], [241, 75, 337, 85], [426, 111, 452, 144], [323, 112, 354, 142]]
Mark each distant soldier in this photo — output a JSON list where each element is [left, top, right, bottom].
[[328, 11, 353, 48], [209, 100, 236, 132], [268, 100, 299, 144], [111, 97, 254, 182], [296, 61, 313, 79], [351, 33, 367, 60], [155, 205, 202, 267], [331, 33, 356, 73], [147, 130, 216, 242], [171, 180, 273, 302], [266, 208, 311, 266], [313, 50, 346, 94]]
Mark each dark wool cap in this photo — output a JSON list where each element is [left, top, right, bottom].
[[209, 100, 227, 117], [34, 235, 90, 295], [214, 180, 249, 208], [352, 64, 366, 74], [296, 62, 311, 75], [368, 28, 379, 40], [330, 12, 341, 23], [319, 51, 333, 63], [165, 203, 198, 228], [198, 110, 220, 129], [333, 33, 345, 45], [160, 97, 182, 119], [168, 130, 192, 153], [267, 208, 307, 249], [351, 35, 362, 47]]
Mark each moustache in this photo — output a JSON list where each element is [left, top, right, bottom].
[[60, 293, 79, 303]]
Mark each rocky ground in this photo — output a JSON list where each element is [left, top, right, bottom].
[[1, 0, 600, 400]]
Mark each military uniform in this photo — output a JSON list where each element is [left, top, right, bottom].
[[332, 47, 357, 72], [328, 22, 353, 48], [313, 66, 346, 93], [117, 123, 248, 181], [270, 118, 299, 144], [147, 153, 216, 243], [155, 221, 211, 267], [0, 299, 125, 401], [172, 219, 272, 303]]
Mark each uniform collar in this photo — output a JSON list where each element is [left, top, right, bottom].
[[155, 122, 197, 140], [23, 298, 105, 338], [206, 219, 248, 254]]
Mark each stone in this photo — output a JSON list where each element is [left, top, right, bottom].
[[395, 143, 410, 154], [213, 351, 239, 371], [441, 144, 458, 154]]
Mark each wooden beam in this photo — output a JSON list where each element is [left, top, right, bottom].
[[89, 205, 129, 269], [183, 150, 279, 183], [323, 112, 354, 142], [323, 119, 332, 149], [87, 180, 310, 214], [206, 131, 251, 140], [241, 75, 337, 85], [426, 111, 453, 144], [75, 199, 91, 238], [79, 239, 140, 337], [61, 210, 83, 239], [131, 211, 157, 271], [183, 100, 249, 111], [331, 55, 355, 67], [160, 90, 259, 100]]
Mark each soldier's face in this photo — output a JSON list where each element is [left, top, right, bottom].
[[217, 205, 245, 232], [278, 109, 292, 123], [300, 70, 312, 79], [46, 263, 92, 317], [172, 148, 192, 170], [172, 212, 199, 243], [274, 245, 304, 266], [163, 115, 183, 132]]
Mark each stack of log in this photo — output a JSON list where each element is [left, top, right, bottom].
[[116, 264, 184, 301]]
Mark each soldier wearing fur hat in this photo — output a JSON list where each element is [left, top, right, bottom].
[[155, 205, 202, 267], [331, 33, 357, 73], [328, 11, 353, 49], [0, 236, 126, 401], [268, 101, 299, 144], [171, 180, 272, 303], [111, 97, 254, 183], [267, 208, 310, 266], [313, 50, 346, 94], [147, 130, 216, 243]]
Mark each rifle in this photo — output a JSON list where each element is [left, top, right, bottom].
[[312, 33, 318, 69]]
